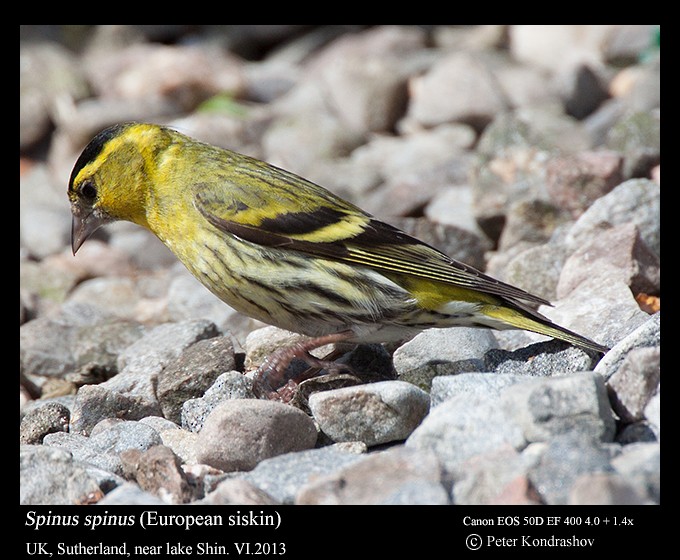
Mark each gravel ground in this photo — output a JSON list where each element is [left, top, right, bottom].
[[20, 25, 659, 506]]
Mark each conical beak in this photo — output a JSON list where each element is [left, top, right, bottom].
[[71, 211, 104, 255]]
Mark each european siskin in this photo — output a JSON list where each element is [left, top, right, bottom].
[[68, 123, 608, 395]]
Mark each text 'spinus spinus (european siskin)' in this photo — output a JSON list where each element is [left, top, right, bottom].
[[68, 123, 608, 397]]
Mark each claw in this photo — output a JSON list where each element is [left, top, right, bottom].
[[251, 331, 354, 400]]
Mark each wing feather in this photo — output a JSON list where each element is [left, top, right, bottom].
[[195, 185, 550, 307]]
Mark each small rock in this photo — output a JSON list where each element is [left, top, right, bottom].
[[483, 342, 599, 376], [408, 51, 509, 129], [594, 312, 660, 381], [544, 279, 648, 352], [70, 385, 161, 436], [559, 63, 610, 120], [501, 372, 616, 443], [103, 319, 221, 402], [20, 257, 80, 312], [71, 320, 146, 380], [20, 302, 116, 378], [645, 390, 660, 440], [430, 373, 527, 408], [84, 42, 245, 108], [157, 336, 236, 423], [545, 150, 623, 216], [393, 327, 498, 390], [406, 387, 524, 475], [262, 109, 362, 176], [166, 269, 263, 344], [194, 400, 318, 472], [240, 444, 367, 504], [19, 402, 70, 444], [606, 110, 660, 179], [44, 420, 163, 476], [500, 241, 568, 302], [66, 276, 142, 320], [308, 380, 430, 446], [96, 482, 167, 505], [20, 42, 89, 148], [488, 475, 543, 505], [610, 442, 659, 503], [564, 178, 660, 258], [157, 427, 200, 465], [20, 445, 104, 505], [182, 371, 255, 432], [314, 26, 426, 134], [452, 444, 540, 505], [424, 184, 490, 243], [497, 198, 570, 251], [200, 478, 280, 505], [296, 446, 448, 505], [528, 434, 614, 505], [120, 445, 193, 504], [557, 223, 660, 299], [510, 25, 608, 71], [569, 472, 648, 505], [606, 346, 660, 423]]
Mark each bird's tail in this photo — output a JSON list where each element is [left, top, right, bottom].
[[480, 304, 609, 354]]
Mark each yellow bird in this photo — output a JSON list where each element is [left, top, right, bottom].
[[68, 123, 608, 395]]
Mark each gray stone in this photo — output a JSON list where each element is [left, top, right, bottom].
[[606, 110, 660, 178], [194, 400, 318, 472], [564, 179, 660, 257], [611, 442, 660, 503], [308, 380, 430, 446], [557, 223, 660, 299], [166, 270, 262, 344], [241, 445, 367, 504], [569, 472, 649, 505], [96, 482, 167, 505], [528, 434, 614, 505], [200, 479, 280, 505], [483, 342, 599, 376], [314, 26, 427, 134], [44, 420, 163, 476], [451, 444, 540, 505], [645, 390, 660, 441], [120, 445, 193, 504], [19, 401, 70, 444], [430, 373, 527, 407], [408, 51, 509, 128], [70, 384, 161, 436], [497, 198, 570, 252], [296, 446, 448, 505], [546, 150, 623, 215], [406, 388, 524, 475], [20, 445, 103, 505], [182, 371, 255, 432], [595, 312, 660, 381], [606, 346, 660, 423], [158, 427, 200, 465], [501, 372, 616, 443], [103, 319, 221, 402], [20, 303, 116, 378], [393, 327, 499, 390], [157, 336, 236, 423]]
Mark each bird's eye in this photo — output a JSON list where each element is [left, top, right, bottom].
[[79, 180, 97, 201]]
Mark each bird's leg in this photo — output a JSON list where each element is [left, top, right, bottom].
[[252, 331, 354, 400]]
